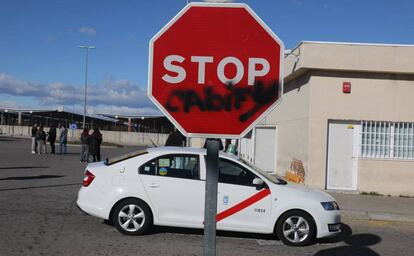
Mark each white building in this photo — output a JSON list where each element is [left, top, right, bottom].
[[240, 41, 414, 197]]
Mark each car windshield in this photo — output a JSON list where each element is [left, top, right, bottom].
[[241, 159, 287, 185]]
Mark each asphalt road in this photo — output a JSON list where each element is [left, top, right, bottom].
[[1, 136, 413, 256]]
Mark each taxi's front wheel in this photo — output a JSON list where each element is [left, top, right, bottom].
[[113, 199, 153, 235], [276, 210, 316, 246]]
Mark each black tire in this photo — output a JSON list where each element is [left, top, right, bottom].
[[276, 210, 316, 246], [112, 198, 152, 235]]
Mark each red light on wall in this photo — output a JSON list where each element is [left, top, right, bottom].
[[343, 82, 351, 94]]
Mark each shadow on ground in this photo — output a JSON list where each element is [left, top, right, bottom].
[[55, 153, 80, 155], [0, 137, 22, 142], [0, 166, 50, 170], [315, 223, 381, 256], [153, 226, 276, 240], [102, 221, 381, 253], [101, 220, 276, 240], [0, 175, 65, 181], [0, 182, 81, 192]]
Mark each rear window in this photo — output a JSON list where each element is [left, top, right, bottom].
[[105, 150, 147, 165]]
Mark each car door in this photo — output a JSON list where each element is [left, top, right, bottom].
[[216, 158, 272, 232], [139, 154, 205, 227]]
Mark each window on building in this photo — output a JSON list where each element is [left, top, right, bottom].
[[361, 121, 414, 159]]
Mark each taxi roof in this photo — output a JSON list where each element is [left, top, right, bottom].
[[106, 146, 239, 166], [147, 146, 239, 160]]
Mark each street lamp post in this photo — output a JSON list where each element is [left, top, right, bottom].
[[79, 45, 95, 129]]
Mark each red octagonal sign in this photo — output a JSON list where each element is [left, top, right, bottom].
[[148, 2, 284, 138]]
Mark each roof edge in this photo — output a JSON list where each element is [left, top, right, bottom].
[[301, 40, 414, 48]]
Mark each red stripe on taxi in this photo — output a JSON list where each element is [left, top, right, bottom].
[[216, 188, 271, 222]]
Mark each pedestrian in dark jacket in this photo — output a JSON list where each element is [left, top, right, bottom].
[[31, 124, 38, 154], [203, 138, 224, 150], [80, 128, 90, 163], [36, 126, 47, 154], [90, 127, 102, 162], [165, 128, 186, 146], [47, 124, 57, 154]]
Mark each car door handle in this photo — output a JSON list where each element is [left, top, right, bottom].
[[149, 183, 160, 188]]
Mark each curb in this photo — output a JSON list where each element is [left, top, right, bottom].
[[341, 210, 414, 222]]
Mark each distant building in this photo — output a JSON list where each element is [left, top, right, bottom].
[[0, 108, 174, 134], [0, 108, 118, 130], [241, 41, 414, 196]]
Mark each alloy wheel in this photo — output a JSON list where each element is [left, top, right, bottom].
[[282, 216, 310, 243], [117, 204, 145, 232]]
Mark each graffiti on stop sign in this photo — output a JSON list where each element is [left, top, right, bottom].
[[165, 80, 279, 122], [161, 54, 278, 122]]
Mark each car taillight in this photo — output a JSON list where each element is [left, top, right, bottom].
[[83, 170, 95, 187]]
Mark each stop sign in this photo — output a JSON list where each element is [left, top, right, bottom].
[[148, 2, 284, 138]]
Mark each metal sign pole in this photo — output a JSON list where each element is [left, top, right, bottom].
[[203, 140, 219, 256]]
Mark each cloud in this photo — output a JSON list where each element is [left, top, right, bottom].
[[0, 73, 42, 96], [88, 105, 161, 116], [0, 100, 27, 109], [79, 27, 97, 36], [0, 73, 158, 115], [46, 104, 160, 116], [46, 35, 55, 43]]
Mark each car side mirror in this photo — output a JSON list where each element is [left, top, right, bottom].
[[253, 178, 265, 190]]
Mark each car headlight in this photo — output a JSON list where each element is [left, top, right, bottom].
[[321, 201, 340, 211]]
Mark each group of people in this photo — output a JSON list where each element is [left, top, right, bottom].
[[80, 127, 103, 163], [165, 127, 237, 154], [203, 138, 237, 153], [30, 124, 103, 163], [31, 124, 68, 154]]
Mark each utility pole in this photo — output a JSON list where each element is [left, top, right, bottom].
[[79, 45, 95, 129]]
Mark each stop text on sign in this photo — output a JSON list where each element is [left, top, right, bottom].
[[162, 55, 270, 86]]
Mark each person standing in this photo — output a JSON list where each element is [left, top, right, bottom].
[[36, 126, 47, 154], [90, 127, 102, 162], [47, 124, 57, 154], [165, 127, 186, 146], [80, 128, 90, 163], [31, 124, 38, 154], [59, 125, 68, 154], [203, 138, 224, 150]]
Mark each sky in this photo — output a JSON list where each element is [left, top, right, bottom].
[[1, 0, 413, 116]]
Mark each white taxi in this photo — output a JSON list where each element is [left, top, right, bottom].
[[77, 147, 341, 246]]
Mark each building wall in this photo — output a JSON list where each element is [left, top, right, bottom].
[[256, 42, 414, 195], [358, 159, 414, 196], [264, 73, 311, 177], [307, 71, 414, 195], [300, 42, 414, 75]]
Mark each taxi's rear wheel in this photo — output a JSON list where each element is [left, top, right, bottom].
[[276, 210, 316, 246], [113, 199, 152, 235]]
